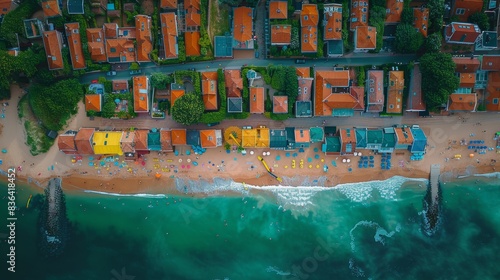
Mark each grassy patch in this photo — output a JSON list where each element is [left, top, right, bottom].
[[210, 1, 230, 38], [23, 120, 54, 156]]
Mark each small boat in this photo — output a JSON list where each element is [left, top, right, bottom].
[[26, 194, 32, 209]]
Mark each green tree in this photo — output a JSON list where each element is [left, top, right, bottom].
[[130, 62, 140, 70], [420, 53, 460, 110], [427, 0, 444, 33], [423, 33, 442, 53], [368, 6, 385, 52], [401, 6, 414, 25], [291, 26, 299, 49], [172, 93, 204, 125], [395, 24, 424, 53], [29, 79, 84, 131], [150, 72, 169, 89], [469, 12, 490, 31], [101, 100, 117, 118], [0, 1, 39, 45]]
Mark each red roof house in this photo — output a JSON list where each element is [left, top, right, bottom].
[[202, 71, 218, 111], [42, 30, 64, 70], [65, 23, 86, 70], [444, 22, 481, 44], [413, 8, 429, 37], [160, 13, 178, 59], [269, 1, 288, 19], [133, 76, 150, 113], [366, 70, 384, 113], [57, 133, 77, 154], [350, 0, 369, 31], [86, 28, 107, 62], [323, 4, 342, 41], [249, 87, 265, 114], [354, 26, 377, 52], [451, 0, 483, 22], [300, 4, 319, 53], [385, 0, 403, 23], [485, 72, 500, 111], [273, 96, 288, 114], [135, 15, 153, 62], [271, 25, 291, 45], [233, 7, 254, 49], [74, 128, 95, 155]]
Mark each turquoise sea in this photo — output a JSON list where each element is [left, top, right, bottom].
[[1, 174, 500, 280]]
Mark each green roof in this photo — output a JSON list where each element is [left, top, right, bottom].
[[323, 136, 341, 153], [227, 98, 242, 113], [295, 101, 312, 117], [147, 132, 161, 151], [270, 129, 287, 148], [214, 35, 234, 57], [310, 127, 324, 143], [367, 129, 383, 144], [355, 129, 367, 148], [382, 132, 396, 148]]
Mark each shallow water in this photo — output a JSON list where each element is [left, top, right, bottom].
[[1, 175, 499, 279]]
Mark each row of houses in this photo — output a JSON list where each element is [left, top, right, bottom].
[[57, 125, 427, 159], [57, 128, 222, 159]]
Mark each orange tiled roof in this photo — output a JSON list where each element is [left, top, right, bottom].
[[301, 26, 317, 53], [160, 129, 173, 152], [202, 71, 218, 111], [407, 63, 426, 111], [386, 71, 404, 114], [394, 127, 414, 145], [355, 26, 377, 50], [448, 93, 476, 111], [486, 72, 500, 111], [65, 23, 86, 70], [339, 128, 356, 146], [106, 38, 136, 63], [133, 76, 149, 112], [452, 0, 483, 22], [385, 0, 403, 23], [350, 86, 365, 110], [200, 130, 217, 148], [225, 70, 242, 98], [120, 131, 136, 154], [42, 30, 64, 70], [323, 4, 342, 40], [273, 96, 288, 114], [186, 11, 201, 27], [249, 87, 265, 114], [160, 13, 178, 59], [269, 1, 288, 19], [297, 77, 313, 101], [57, 134, 77, 152], [42, 0, 61, 18], [301, 4, 318, 26], [184, 0, 200, 10], [366, 70, 384, 112], [482, 55, 500, 71], [171, 129, 187, 145], [134, 129, 149, 150], [271, 25, 291, 45], [103, 23, 118, 39], [453, 57, 480, 73], [74, 128, 95, 155], [445, 22, 481, 44], [296, 67, 310, 78], [135, 15, 153, 62], [86, 28, 107, 62], [350, 0, 369, 31], [185, 31, 201, 56], [0, 0, 14, 16], [7, 49, 18, 56], [314, 70, 365, 116], [161, 0, 177, 9], [413, 8, 429, 37], [85, 94, 102, 112], [459, 73, 476, 88], [113, 80, 129, 92], [233, 7, 253, 43], [294, 128, 310, 143], [171, 88, 185, 106]]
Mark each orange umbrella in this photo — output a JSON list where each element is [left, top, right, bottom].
[[469, 154, 474, 158], [155, 173, 162, 179]]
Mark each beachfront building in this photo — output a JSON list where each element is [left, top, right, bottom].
[[187, 129, 201, 146], [65, 23, 86, 70], [160, 129, 174, 153], [300, 4, 319, 54], [481, 55, 500, 111], [84, 94, 102, 113], [92, 131, 124, 155], [394, 126, 414, 150], [323, 126, 341, 155], [444, 22, 481, 45], [296, 68, 313, 117], [250, 87, 265, 114], [256, 127, 270, 148], [171, 129, 187, 146], [57, 131, 78, 154], [310, 127, 324, 143], [406, 63, 426, 112], [294, 128, 311, 148], [447, 57, 480, 112], [201, 71, 219, 111], [386, 71, 404, 114], [270, 129, 288, 150], [241, 128, 257, 148], [74, 128, 95, 155], [366, 70, 384, 113], [233, 7, 254, 49], [120, 130, 136, 160], [133, 76, 150, 114], [339, 128, 356, 155], [200, 129, 222, 148], [380, 127, 396, 154], [134, 129, 150, 156], [42, 30, 64, 70], [147, 129, 161, 151], [410, 126, 427, 160]]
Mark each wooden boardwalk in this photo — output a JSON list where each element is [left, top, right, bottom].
[[430, 164, 441, 205]]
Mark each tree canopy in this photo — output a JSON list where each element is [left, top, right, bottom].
[[427, 0, 445, 33], [423, 33, 442, 53], [469, 12, 490, 31], [420, 53, 459, 110], [150, 72, 172, 90], [29, 79, 84, 131], [172, 93, 204, 125], [395, 24, 424, 53]]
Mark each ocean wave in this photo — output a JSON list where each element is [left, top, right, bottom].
[[349, 220, 401, 252], [473, 172, 500, 178], [83, 190, 168, 198], [265, 266, 291, 276]]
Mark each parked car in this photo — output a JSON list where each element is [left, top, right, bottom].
[[130, 70, 142, 75], [91, 79, 98, 84], [106, 71, 116, 76], [295, 59, 306, 64], [188, 68, 196, 71], [206, 122, 220, 127]]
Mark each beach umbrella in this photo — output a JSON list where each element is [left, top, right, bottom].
[[347, 159, 351, 163], [100, 161, 105, 166], [263, 151, 266, 156], [314, 148, 319, 152], [178, 159, 183, 163], [354, 152, 358, 156], [315, 154, 320, 159], [114, 98, 120, 104], [348, 168, 352, 172], [316, 164, 320, 169], [1, 148, 7, 153], [358, 152, 362, 156], [181, 165, 185, 169], [114, 161, 119, 166], [293, 153, 298, 157], [276, 156, 281, 161], [250, 151, 254, 155], [308, 164, 312, 169], [308, 157, 312, 162], [299, 148, 305, 153], [186, 150, 191, 155], [267, 152, 271, 156], [286, 152, 290, 157], [469, 154, 474, 158], [155, 173, 162, 179], [342, 159, 346, 163], [193, 161, 198, 166], [187, 159, 191, 162], [187, 165, 190, 169], [174, 150, 179, 156]]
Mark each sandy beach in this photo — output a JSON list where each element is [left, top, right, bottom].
[[1, 84, 499, 194]]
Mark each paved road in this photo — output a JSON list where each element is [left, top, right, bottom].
[[79, 54, 417, 83]]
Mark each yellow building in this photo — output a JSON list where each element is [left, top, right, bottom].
[[241, 129, 257, 148], [255, 127, 270, 148], [92, 131, 124, 155]]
